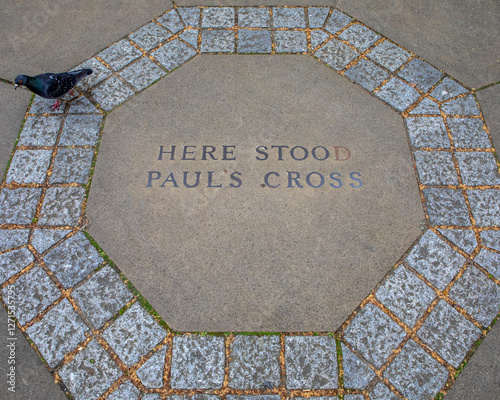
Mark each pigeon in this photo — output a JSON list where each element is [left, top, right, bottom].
[[14, 69, 93, 110]]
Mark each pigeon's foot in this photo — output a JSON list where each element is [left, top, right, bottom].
[[69, 89, 76, 96], [51, 99, 62, 111]]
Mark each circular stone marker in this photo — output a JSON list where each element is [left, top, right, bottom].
[[87, 55, 424, 332]]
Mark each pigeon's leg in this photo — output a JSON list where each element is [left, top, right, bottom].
[[51, 99, 62, 111], [69, 89, 76, 96]]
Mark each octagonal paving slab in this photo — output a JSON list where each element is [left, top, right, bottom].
[[0, 5, 499, 400]]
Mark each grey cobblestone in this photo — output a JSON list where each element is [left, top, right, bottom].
[[480, 230, 500, 251], [370, 382, 400, 400], [315, 39, 359, 70], [180, 30, 199, 48], [413, 150, 458, 185], [201, 30, 235, 53], [324, 9, 352, 35], [227, 396, 279, 400], [341, 343, 375, 389], [108, 381, 140, 400], [178, 7, 201, 28], [0, 247, 34, 283], [136, 345, 167, 388], [441, 94, 480, 116], [18, 115, 63, 147], [152, 39, 197, 70], [237, 29, 272, 54], [238, 7, 270, 28], [91, 76, 135, 111], [31, 228, 71, 253], [73, 58, 113, 93], [158, 9, 185, 33], [98, 39, 142, 71], [343, 59, 389, 91], [473, 248, 500, 280], [405, 116, 450, 148], [201, 7, 235, 28], [423, 187, 471, 227], [437, 228, 478, 254], [338, 24, 380, 52], [129, 23, 171, 51], [409, 97, 440, 115], [274, 31, 308, 53], [120, 57, 167, 91], [375, 77, 420, 112], [29, 95, 66, 113], [273, 7, 306, 28], [0, 229, 29, 251], [50, 148, 94, 184], [467, 189, 500, 226], [0, 188, 41, 225], [308, 7, 330, 28], [397, 58, 443, 92], [311, 30, 330, 49], [430, 77, 469, 101], [169, 395, 220, 400], [367, 40, 410, 71], [143, 394, 162, 400], [59, 114, 103, 146], [6, 149, 52, 184], [68, 96, 100, 113], [456, 151, 500, 186], [38, 186, 86, 226], [447, 117, 492, 149]]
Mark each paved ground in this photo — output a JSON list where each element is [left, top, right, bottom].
[[0, 2, 499, 400]]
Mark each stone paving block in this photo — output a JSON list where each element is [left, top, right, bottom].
[[201, 30, 236, 52], [108, 381, 140, 400], [238, 7, 271, 28], [18, 115, 63, 147], [449, 265, 500, 327], [180, 30, 199, 48], [430, 77, 469, 102], [158, 9, 186, 33], [308, 7, 330, 28], [446, 117, 492, 149], [398, 58, 443, 92], [480, 230, 500, 251], [344, 59, 389, 91], [152, 39, 197, 70], [229, 335, 280, 389], [103, 302, 166, 366], [50, 148, 94, 184], [0, 188, 41, 225], [171, 335, 225, 389], [474, 248, 500, 280], [274, 31, 308, 53], [423, 187, 471, 227], [120, 57, 167, 91], [315, 38, 359, 70], [370, 382, 400, 400], [343, 303, 406, 369], [43, 231, 104, 288], [27, 298, 89, 367], [169, 395, 220, 400], [143, 394, 162, 400], [178, 7, 201, 28], [0, 228, 29, 251], [201, 7, 235, 28], [413, 150, 458, 186], [418, 300, 481, 367], [72, 265, 133, 329], [285, 336, 338, 389], [383, 339, 448, 400], [38, 186, 86, 226], [409, 97, 440, 115], [338, 24, 380, 52], [456, 151, 500, 186], [324, 9, 352, 35], [68, 96, 100, 114], [273, 7, 306, 28], [311, 30, 330, 49], [437, 228, 477, 254], [343, 396, 363, 400], [98, 39, 142, 71], [366, 39, 410, 72], [73, 58, 113, 93], [237, 29, 272, 53], [129, 23, 172, 51], [405, 116, 450, 148], [31, 228, 71, 254], [375, 265, 436, 328], [6, 149, 52, 184], [375, 77, 420, 112], [136, 345, 167, 388], [59, 339, 122, 400], [227, 397, 280, 400], [3, 265, 60, 325], [405, 230, 466, 290], [441, 94, 480, 116], [29, 95, 67, 114], [292, 397, 337, 400], [467, 189, 500, 227], [91, 76, 135, 111], [341, 343, 375, 389], [59, 114, 103, 146], [0, 247, 34, 283]]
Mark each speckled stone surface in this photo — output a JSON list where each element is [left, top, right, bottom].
[[370, 382, 401, 400], [441, 95, 480, 116], [397, 58, 443, 92], [6, 149, 52, 184], [274, 31, 307, 53], [438, 228, 478, 254], [273, 7, 306, 28], [201, 30, 236, 52], [324, 9, 352, 34], [405, 116, 450, 148], [59, 114, 103, 146], [423, 187, 471, 227], [0, 188, 41, 224], [474, 248, 500, 279], [129, 23, 172, 51], [414, 150, 459, 185], [431, 77, 469, 101], [152, 39, 197, 70], [341, 343, 375, 389], [447, 117, 491, 148], [0, 246, 34, 282], [343, 59, 389, 91], [50, 148, 95, 184], [107, 381, 140, 400], [237, 29, 272, 53], [0, 228, 29, 250], [315, 39, 359, 70], [375, 77, 420, 111], [31, 228, 71, 253], [367, 40, 410, 71], [238, 7, 271, 28], [136, 345, 168, 388], [98, 39, 142, 71], [38, 186, 86, 226], [338, 24, 380, 52], [91, 76, 136, 111], [120, 57, 167, 91], [18, 116, 63, 147]]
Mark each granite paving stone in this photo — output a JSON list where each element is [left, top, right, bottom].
[[227, 396, 280, 400], [43, 231, 104, 288], [343, 396, 363, 400], [455, 151, 500, 186], [72, 265, 134, 328], [31, 228, 71, 254], [169, 395, 220, 400], [375, 77, 420, 112], [338, 24, 380, 52], [441, 94, 480, 116], [68, 96, 100, 114], [91, 76, 136, 111], [310, 30, 330, 49], [366, 39, 410, 71], [430, 77, 469, 102], [120, 57, 167, 91], [237, 7, 271, 28], [228, 335, 280, 389], [158, 9, 186, 33], [50, 148, 95, 184], [178, 7, 201, 28], [343, 59, 389, 91], [29, 96, 67, 114], [449, 265, 500, 327], [201, 7, 235, 28], [152, 39, 197, 70], [285, 336, 338, 389], [179, 30, 200, 48], [292, 397, 336, 400], [446, 117, 492, 149], [98, 39, 142, 71], [467, 189, 500, 227], [0, 188, 41, 225], [409, 97, 441, 115], [107, 381, 140, 400], [405, 116, 450, 148], [73, 58, 113, 93], [103, 302, 166, 366], [369, 382, 400, 400], [136, 345, 167, 388], [274, 31, 308, 53], [170, 335, 225, 389], [6, 149, 52, 184], [383, 339, 448, 400], [59, 114, 103, 146], [437, 228, 478, 254], [341, 343, 375, 389], [413, 150, 459, 185], [129, 23, 172, 51], [324, 9, 352, 35], [423, 187, 471, 227], [38, 186, 86, 226], [143, 394, 162, 400], [272, 7, 306, 28], [418, 300, 482, 367], [0, 246, 34, 283], [405, 230, 466, 290], [314, 38, 359, 70], [480, 230, 500, 251], [473, 248, 500, 280], [201, 30, 236, 52], [26, 298, 89, 367], [0, 228, 29, 251], [59, 339, 122, 400], [397, 58, 443, 92], [18, 115, 63, 147], [308, 7, 330, 28], [237, 29, 272, 53], [2, 265, 60, 326], [343, 303, 406, 369]]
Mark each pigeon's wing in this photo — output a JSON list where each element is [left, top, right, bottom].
[[44, 73, 77, 98]]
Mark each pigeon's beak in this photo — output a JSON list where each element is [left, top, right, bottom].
[[14, 84, 18, 90]]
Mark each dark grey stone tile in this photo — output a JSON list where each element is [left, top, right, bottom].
[[0, 228, 29, 251], [480, 230, 500, 251], [91, 76, 135, 111], [38, 186, 85, 226], [0, 188, 41, 225], [375, 77, 420, 112], [136, 345, 167, 388], [314, 38, 359, 70], [308, 7, 330, 28], [178, 7, 201, 28], [398, 58, 443, 92], [72, 58, 113, 93], [423, 187, 471, 227], [467, 189, 500, 226], [474, 248, 500, 280], [437, 228, 478, 254], [201, 7, 235, 28], [405, 116, 450, 148], [98, 39, 142, 71], [108, 381, 140, 400], [367, 40, 410, 72], [50, 148, 94, 184], [414, 150, 458, 185], [152, 39, 197, 70], [158, 9, 185, 33], [324, 9, 352, 35], [338, 24, 380, 52], [456, 151, 500, 186], [120, 58, 167, 91], [341, 343, 375, 389], [238, 7, 271, 28], [430, 77, 469, 101], [447, 117, 492, 149], [343, 59, 389, 91], [409, 97, 440, 115], [441, 95, 480, 116], [18, 115, 63, 147], [237, 29, 272, 53], [0, 247, 34, 283], [273, 7, 306, 28], [6, 149, 52, 184], [274, 31, 307, 53], [129, 23, 172, 51], [59, 114, 103, 146]]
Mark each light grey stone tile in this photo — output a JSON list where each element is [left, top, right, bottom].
[[344, 59, 389, 91], [178, 7, 201, 28], [68, 96, 100, 114], [91, 76, 135, 111], [324, 9, 352, 35], [18, 115, 63, 147], [398, 58, 443, 92], [50, 148, 94, 184], [152, 39, 197, 70], [29, 96, 67, 114], [0, 188, 41, 225], [38, 186, 85, 226], [480, 230, 500, 251], [136, 345, 167, 388], [405, 116, 450, 148], [430, 77, 469, 101], [437, 228, 478, 254], [143, 394, 162, 400], [0, 247, 34, 283], [59, 114, 103, 146], [179, 29, 199, 48], [108, 381, 140, 400], [308, 7, 330, 28], [120, 58, 167, 91], [227, 397, 279, 400], [474, 248, 500, 280], [423, 187, 471, 227], [129, 23, 171, 51], [441, 94, 480, 116], [375, 77, 420, 112], [314, 38, 358, 70], [467, 189, 500, 226], [274, 31, 307, 53], [169, 395, 220, 400], [456, 151, 500, 186], [98, 39, 142, 71], [341, 343, 375, 389], [6, 149, 52, 184], [201, 30, 235, 52], [158, 9, 185, 33], [201, 7, 235, 28], [338, 24, 380, 52], [31, 228, 71, 254], [370, 382, 400, 400], [447, 117, 492, 149], [0, 229, 29, 251], [310, 30, 330, 49], [367, 40, 410, 72], [409, 97, 441, 115], [237, 30, 272, 54], [72, 58, 113, 93], [413, 150, 458, 185], [238, 7, 271, 28], [273, 7, 306, 28]]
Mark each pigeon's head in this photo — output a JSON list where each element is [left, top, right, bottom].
[[14, 75, 28, 89]]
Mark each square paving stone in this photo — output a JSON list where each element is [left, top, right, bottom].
[[418, 300, 481, 367], [169, 395, 220, 400], [274, 31, 307, 53], [238, 7, 271, 28], [120, 58, 167, 91], [409, 97, 441, 115], [98, 39, 142, 71], [201, 7, 235, 28], [285, 336, 338, 389], [29, 96, 67, 114], [474, 248, 500, 279], [370, 382, 401, 400], [344, 59, 389, 91], [43, 231, 104, 288], [6, 149, 52, 184], [423, 187, 471, 227], [31, 228, 71, 254], [73, 58, 113, 93], [108, 381, 140, 400], [153, 39, 197, 70], [0, 247, 34, 283], [27, 298, 89, 367], [343, 303, 406, 369], [367, 40, 410, 72], [91, 76, 135, 111], [441, 95, 480, 116], [103, 302, 166, 367], [315, 39, 359, 70], [136, 345, 167, 388], [311, 30, 330, 49], [130, 23, 172, 51], [0, 188, 41, 225], [171, 335, 225, 389], [38, 186, 85, 226], [430, 77, 469, 101], [437, 228, 477, 254], [143, 394, 162, 400], [467, 189, 500, 226], [405, 230, 466, 291], [324, 9, 352, 35], [72, 265, 133, 329], [375, 265, 436, 328], [413, 150, 459, 185], [201, 30, 235, 52], [18, 115, 63, 147], [59, 339, 122, 400], [59, 114, 103, 146], [237, 29, 272, 53], [447, 117, 492, 149], [343, 396, 363, 400], [405, 116, 450, 148], [456, 151, 500, 186], [50, 148, 94, 184], [228, 397, 279, 400], [158, 9, 185, 33], [68, 96, 100, 114], [272, 7, 306, 28], [308, 7, 330, 28], [2, 265, 60, 326], [449, 265, 500, 327], [338, 24, 380, 52], [229, 335, 280, 389], [341, 343, 375, 389], [178, 7, 201, 28], [398, 58, 443, 92], [179, 30, 199, 48], [383, 339, 448, 400], [0, 229, 29, 251], [481, 230, 500, 251], [375, 77, 420, 112]]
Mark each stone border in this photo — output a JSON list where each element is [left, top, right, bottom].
[[0, 6, 499, 400]]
